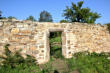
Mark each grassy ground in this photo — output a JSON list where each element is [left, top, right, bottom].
[[0, 64, 41, 73], [66, 52, 110, 73]]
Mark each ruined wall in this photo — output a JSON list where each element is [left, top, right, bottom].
[[0, 19, 110, 64]]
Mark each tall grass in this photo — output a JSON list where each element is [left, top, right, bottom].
[[66, 52, 110, 73]]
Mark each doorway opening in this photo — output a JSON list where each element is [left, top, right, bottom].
[[49, 32, 62, 58]]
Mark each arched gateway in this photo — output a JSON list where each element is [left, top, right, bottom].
[[0, 19, 110, 64]]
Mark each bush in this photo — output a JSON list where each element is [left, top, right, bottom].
[[0, 64, 41, 73], [60, 19, 68, 23], [0, 44, 42, 73], [50, 46, 62, 58], [50, 36, 61, 43], [50, 32, 61, 38]]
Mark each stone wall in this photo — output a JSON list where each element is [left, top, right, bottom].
[[0, 19, 110, 64]]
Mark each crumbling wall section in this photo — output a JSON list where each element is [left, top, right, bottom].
[[0, 19, 110, 64]]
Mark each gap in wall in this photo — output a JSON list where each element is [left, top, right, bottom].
[[49, 32, 62, 58]]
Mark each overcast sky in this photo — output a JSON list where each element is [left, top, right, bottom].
[[0, 0, 110, 24]]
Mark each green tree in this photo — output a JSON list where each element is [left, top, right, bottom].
[[105, 23, 110, 33], [8, 16, 16, 19], [26, 15, 36, 21], [39, 10, 53, 22], [60, 19, 68, 23], [0, 10, 6, 19], [63, 1, 101, 23]]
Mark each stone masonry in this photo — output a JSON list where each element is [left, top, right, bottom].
[[0, 19, 110, 64]]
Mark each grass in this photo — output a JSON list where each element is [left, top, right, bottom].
[[0, 64, 41, 73], [39, 57, 55, 73], [66, 52, 110, 73], [49, 36, 61, 43], [39, 52, 110, 73]]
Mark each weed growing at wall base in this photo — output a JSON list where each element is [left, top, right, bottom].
[[0, 44, 42, 73]]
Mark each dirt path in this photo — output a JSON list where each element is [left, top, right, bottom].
[[39, 58, 70, 73], [51, 59, 69, 73]]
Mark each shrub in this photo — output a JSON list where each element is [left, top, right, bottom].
[[0, 44, 41, 73], [50, 36, 61, 43]]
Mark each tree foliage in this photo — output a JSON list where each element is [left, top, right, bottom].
[[60, 19, 68, 23], [39, 10, 53, 22], [8, 16, 17, 19], [0, 10, 6, 19], [105, 23, 110, 33], [63, 1, 101, 23], [26, 15, 36, 21]]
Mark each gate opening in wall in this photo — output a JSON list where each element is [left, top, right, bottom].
[[49, 32, 62, 58]]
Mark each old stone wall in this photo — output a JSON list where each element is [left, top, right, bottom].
[[0, 19, 110, 64]]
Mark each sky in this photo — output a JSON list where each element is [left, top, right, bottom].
[[0, 0, 110, 24]]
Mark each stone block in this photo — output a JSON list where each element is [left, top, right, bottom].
[[0, 22, 3, 26], [39, 54, 44, 56], [17, 24, 23, 28], [11, 28, 19, 34], [33, 50, 39, 54], [39, 45, 44, 48], [30, 46, 37, 50], [19, 30, 31, 34], [41, 50, 44, 53]]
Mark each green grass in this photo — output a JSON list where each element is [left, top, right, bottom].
[[39, 57, 55, 73], [66, 52, 110, 73], [50, 45, 62, 58], [49, 36, 61, 43], [0, 64, 41, 73], [39, 52, 110, 73]]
